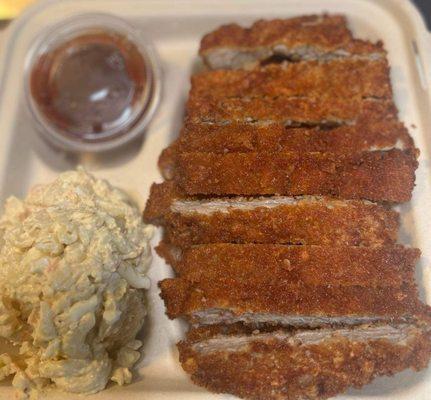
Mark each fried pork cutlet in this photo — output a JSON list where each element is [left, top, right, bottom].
[[190, 59, 392, 101], [159, 271, 425, 328], [171, 118, 414, 154], [186, 96, 396, 126], [158, 195, 399, 247], [160, 279, 424, 328], [178, 322, 431, 400], [174, 149, 418, 203], [199, 15, 385, 69], [160, 244, 419, 284], [143, 182, 399, 247], [158, 115, 414, 180], [143, 181, 183, 224]]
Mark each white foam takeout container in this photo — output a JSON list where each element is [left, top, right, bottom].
[[0, 0, 430, 399]]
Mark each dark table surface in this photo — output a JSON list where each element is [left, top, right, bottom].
[[413, 0, 431, 28]]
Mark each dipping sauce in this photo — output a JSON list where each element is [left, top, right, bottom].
[[30, 31, 149, 137]]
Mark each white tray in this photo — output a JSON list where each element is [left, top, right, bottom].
[[0, 0, 430, 399]]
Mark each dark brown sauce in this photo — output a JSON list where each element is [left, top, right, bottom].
[[30, 31, 147, 137]]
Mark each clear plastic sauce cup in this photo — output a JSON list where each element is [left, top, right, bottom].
[[25, 13, 161, 152]]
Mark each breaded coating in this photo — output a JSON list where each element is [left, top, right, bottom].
[[190, 59, 392, 101], [143, 181, 184, 224], [200, 15, 352, 52], [174, 119, 414, 154], [178, 324, 431, 400], [175, 149, 418, 203], [158, 116, 414, 180], [199, 15, 385, 69], [159, 276, 423, 325], [186, 97, 397, 125], [162, 196, 399, 247], [155, 240, 183, 267], [143, 182, 400, 248], [147, 13, 428, 400], [168, 244, 419, 287]]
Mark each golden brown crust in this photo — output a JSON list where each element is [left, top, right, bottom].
[[147, 15, 428, 400], [143, 182, 401, 247], [199, 15, 385, 69], [190, 59, 392, 100], [175, 149, 418, 203], [178, 325, 431, 400], [143, 181, 184, 224], [155, 240, 183, 267], [186, 97, 397, 125], [200, 15, 353, 52], [176, 119, 414, 154], [171, 244, 419, 288], [163, 198, 399, 247], [158, 115, 415, 181], [159, 276, 422, 322]]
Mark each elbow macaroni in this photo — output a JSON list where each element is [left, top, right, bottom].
[[0, 168, 152, 398]]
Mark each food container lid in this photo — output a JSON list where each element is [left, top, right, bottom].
[[24, 12, 161, 152]]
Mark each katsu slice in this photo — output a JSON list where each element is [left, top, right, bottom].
[[158, 116, 414, 180], [143, 181, 184, 224], [164, 244, 419, 285], [199, 15, 386, 69], [143, 182, 400, 248], [156, 240, 183, 268], [175, 149, 418, 203], [186, 97, 397, 126], [172, 118, 414, 154], [161, 196, 399, 247], [159, 277, 424, 327], [178, 322, 431, 400], [190, 59, 392, 101]]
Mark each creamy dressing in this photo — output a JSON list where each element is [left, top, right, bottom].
[[0, 168, 152, 398]]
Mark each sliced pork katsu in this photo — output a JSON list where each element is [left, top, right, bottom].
[[161, 244, 419, 282], [156, 196, 399, 247], [170, 118, 414, 154], [144, 181, 183, 224], [186, 97, 396, 126], [160, 245, 423, 328], [160, 277, 423, 328], [175, 149, 418, 203], [178, 322, 431, 400], [158, 115, 415, 180], [143, 182, 399, 248], [199, 15, 385, 69], [144, 13, 429, 400], [190, 59, 392, 101]]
